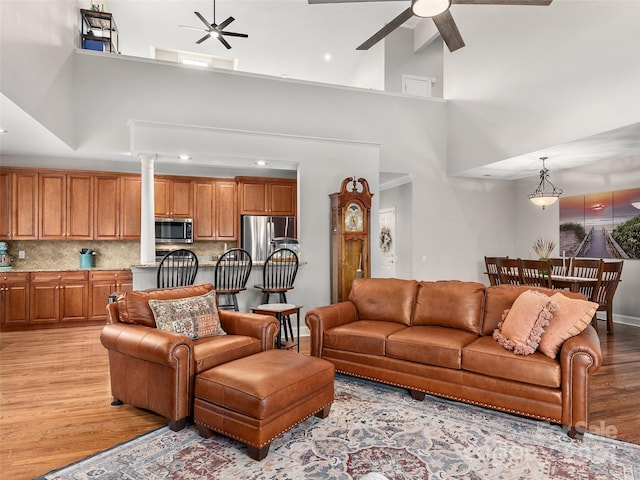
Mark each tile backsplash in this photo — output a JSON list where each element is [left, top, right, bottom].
[[6, 240, 232, 270]]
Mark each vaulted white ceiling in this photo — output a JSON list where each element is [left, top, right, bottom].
[[1, 0, 639, 180]]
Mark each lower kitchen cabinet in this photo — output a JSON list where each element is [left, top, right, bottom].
[[30, 271, 89, 325], [0, 272, 30, 326], [1, 269, 134, 330], [88, 270, 133, 322]]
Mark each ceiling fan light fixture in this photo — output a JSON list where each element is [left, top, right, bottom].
[[528, 157, 563, 210], [411, 0, 451, 18]]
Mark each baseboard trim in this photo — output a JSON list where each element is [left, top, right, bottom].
[[595, 313, 640, 328]]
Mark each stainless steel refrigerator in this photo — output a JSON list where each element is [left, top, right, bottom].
[[241, 215, 296, 262]]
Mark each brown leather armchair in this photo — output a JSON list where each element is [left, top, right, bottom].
[[100, 283, 279, 431]]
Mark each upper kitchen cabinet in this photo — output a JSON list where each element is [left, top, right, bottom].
[[236, 177, 297, 216], [193, 180, 237, 241], [94, 174, 141, 240], [155, 177, 193, 218], [0, 169, 38, 240], [39, 173, 93, 240]]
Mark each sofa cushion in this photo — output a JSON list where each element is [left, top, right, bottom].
[[149, 290, 226, 340], [481, 285, 586, 336], [349, 278, 419, 326], [386, 326, 479, 369], [413, 281, 485, 334], [116, 283, 214, 328], [462, 336, 561, 388], [324, 320, 407, 356], [492, 290, 558, 355], [538, 292, 598, 359]]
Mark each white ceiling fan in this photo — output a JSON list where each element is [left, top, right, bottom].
[[179, 0, 248, 49]]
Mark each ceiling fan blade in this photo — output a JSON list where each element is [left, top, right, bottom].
[[432, 10, 465, 52], [309, 0, 406, 3], [179, 25, 209, 32], [356, 7, 413, 50], [452, 0, 552, 4], [221, 31, 248, 38], [194, 11, 213, 29], [218, 36, 232, 49], [218, 16, 235, 30], [196, 33, 212, 44]]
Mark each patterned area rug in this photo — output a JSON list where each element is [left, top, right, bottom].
[[39, 375, 639, 480]]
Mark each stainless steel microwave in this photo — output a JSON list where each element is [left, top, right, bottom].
[[155, 218, 193, 244]]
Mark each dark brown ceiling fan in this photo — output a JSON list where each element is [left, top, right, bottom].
[[308, 0, 552, 52], [179, 0, 248, 49]]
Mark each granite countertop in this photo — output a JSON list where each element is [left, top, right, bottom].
[[6, 267, 133, 273]]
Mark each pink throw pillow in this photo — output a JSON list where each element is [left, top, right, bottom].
[[538, 292, 598, 358], [493, 290, 558, 355]]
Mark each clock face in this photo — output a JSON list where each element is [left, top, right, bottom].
[[344, 203, 364, 232]]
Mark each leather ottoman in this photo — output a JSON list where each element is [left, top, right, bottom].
[[194, 349, 335, 460]]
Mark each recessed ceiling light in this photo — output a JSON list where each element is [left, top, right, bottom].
[[255, 160, 268, 167], [178, 154, 191, 160], [324, 53, 332, 62], [0, 128, 8, 134]]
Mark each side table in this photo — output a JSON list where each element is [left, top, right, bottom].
[[250, 303, 302, 351]]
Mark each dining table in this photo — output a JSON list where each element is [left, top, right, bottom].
[[551, 274, 598, 293]]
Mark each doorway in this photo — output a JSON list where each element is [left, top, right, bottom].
[[378, 208, 396, 277]]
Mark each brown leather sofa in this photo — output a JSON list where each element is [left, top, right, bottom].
[[305, 278, 602, 437], [100, 283, 279, 431]]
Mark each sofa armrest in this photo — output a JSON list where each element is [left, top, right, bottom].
[[559, 325, 603, 432], [218, 311, 280, 351], [305, 301, 358, 357], [100, 323, 194, 367]]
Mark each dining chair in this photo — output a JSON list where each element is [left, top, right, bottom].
[[519, 259, 552, 288], [254, 248, 299, 343], [214, 248, 252, 311], [548, 258, 567, 276], [496, 257, 522, 285], [157, 249, 199, 288], [591, 260, 624, 333], [484, 256, 502, 286], [570, 258, 602, 299]]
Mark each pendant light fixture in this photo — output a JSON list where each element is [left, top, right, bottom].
[[528, 157, 563, 209], [411, 0, 452, 18]]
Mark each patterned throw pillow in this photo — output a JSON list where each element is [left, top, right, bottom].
[[148, 291, 225, 340], [493, 290, 558, 355]]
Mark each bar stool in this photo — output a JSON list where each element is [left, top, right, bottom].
[[214, 248, 252, 311], [250, 304, 302, 351], [253, 248, 299, 341]]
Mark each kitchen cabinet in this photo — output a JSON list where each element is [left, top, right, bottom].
[[39, 173, 93, 240], [30, 271, 89, 325], [0, 169, 38, 240], [155, 177, 193, 218], [193, 180, 237, 240], [236, 177, 296, 216], [88, 270, 132, 322], [94, 174, 141, 240], [0, 272, 30, 326]]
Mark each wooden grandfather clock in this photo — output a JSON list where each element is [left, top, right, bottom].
[[330, 177, 373, 303]]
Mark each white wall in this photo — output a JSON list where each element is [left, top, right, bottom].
[[0, 0, 79, 147], [514, 156, 640, 323], [445, 1, 640, 174], [384, 27, 443, 98]]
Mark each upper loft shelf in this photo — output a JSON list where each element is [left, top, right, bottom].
[[80, 9, 119, 54]]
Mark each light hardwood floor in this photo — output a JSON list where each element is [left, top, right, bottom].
[[1, 321, 638, 479]]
